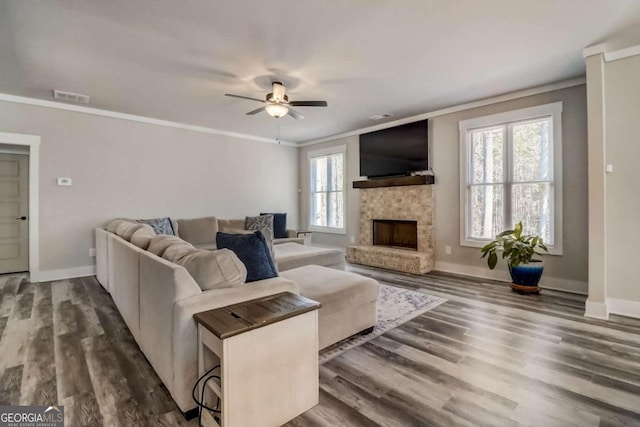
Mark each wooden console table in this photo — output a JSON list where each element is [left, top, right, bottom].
[[194, 292, 321, 427]]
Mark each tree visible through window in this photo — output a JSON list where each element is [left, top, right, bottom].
[[310, 151, 344, 231], [460, 103, 562, 250]]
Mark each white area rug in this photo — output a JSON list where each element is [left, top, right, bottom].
[[319, 284, 447, 363]]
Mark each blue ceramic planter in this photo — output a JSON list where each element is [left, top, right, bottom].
[[509, 260, 544, 286]]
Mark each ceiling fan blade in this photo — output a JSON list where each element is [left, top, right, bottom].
[[225, 94, 265, 103], [246, 106, 266, 115], [287, 108, 305, 120], [289, 100, 328, 107]]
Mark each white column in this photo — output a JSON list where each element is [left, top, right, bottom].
[[584, 53, 608, 319]]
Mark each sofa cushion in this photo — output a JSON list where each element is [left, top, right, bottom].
[[162, 242, 198, 262], [174, 249, 247, 290], [148, 235, 190, 257], [106, 218, 133, 233], [114, 221, 146, 241], [260, 213, 287, 239], [176, 216, 218, 245], [137, 217, 175, 235], [130, 225, 157, 249], [274, 243, 345, 271], [280, 265, 379, 316], [216, 231, 278, 283], [194, 243, 217, 251], [273, 237, 305, 245], [217, 219, 245, 230]]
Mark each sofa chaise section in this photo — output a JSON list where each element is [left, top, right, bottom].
[[281, 265, 379, 349], [274, 242, 346, 272]]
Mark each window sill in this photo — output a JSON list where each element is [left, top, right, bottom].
[[309, 225, 346, 235], [460, 239, 563, 256]]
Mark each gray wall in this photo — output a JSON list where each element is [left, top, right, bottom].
[[300, 85, 588, 293], [0, 100, 299, 274]]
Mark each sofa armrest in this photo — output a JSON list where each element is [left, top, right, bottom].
[[274, 237, 305, 245], [171, 277, 300, 411]]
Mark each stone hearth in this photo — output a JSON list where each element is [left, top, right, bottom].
[[347, 184, 434, 274]]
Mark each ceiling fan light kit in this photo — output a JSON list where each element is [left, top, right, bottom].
[[225, 81, 328, 121], [265, 103, 289, 118]]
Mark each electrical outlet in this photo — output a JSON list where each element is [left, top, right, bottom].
[[89, 248, 96, 257], [350, 236, 355, 244], [445, 245, 452, 255]]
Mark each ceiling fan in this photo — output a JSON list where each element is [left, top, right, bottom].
[[225, 82, 327, 120]]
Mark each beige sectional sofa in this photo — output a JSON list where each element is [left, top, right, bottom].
[[95, 217, 378, 414], [96, 226, 297, 413]]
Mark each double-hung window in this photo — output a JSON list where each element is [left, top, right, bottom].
[[309, 145, 346, 234], [459, 102, 563, 254]]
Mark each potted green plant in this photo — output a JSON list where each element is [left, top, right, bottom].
[[480, 222, 548, 294]]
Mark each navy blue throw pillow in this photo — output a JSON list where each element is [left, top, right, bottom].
[[216, 231, 278, 282], [260, 213, 287, 239]]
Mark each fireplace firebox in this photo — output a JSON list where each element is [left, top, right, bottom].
[[372, 220, 418, 250]]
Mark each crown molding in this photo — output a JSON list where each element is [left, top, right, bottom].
[[583, 43, 607, 59], [298, 76, 586, 147], [583, 43, 640, 62], [0, 92, 296, 147]]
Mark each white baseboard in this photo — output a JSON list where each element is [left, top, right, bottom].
[[584, 299, 609, 319], [434, 261, 588, 295], [607, 298, 640, 319], [30, 265, 96, 283]]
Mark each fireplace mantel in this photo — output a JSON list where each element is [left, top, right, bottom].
[[352, 174, 434, 189]]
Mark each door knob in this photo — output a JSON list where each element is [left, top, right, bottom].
[[16, 216, 27, 221]]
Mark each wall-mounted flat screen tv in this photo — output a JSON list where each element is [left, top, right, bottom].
[[359, 119, 428, 178]]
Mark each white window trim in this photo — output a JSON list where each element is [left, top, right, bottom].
[[459, 102, 563, 255], [308, 144, 347, 234]]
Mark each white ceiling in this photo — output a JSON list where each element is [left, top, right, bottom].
[[1, 1, 639, 144]]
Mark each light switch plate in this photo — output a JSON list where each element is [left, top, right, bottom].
[[57, 177, 72, 186]]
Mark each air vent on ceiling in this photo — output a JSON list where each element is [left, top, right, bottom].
[[368, 113, 393, 121], [53, 90, 91, 104]]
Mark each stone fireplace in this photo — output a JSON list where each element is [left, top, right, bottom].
[[347, 183, 434, 275], [373, 219, 418, 250]]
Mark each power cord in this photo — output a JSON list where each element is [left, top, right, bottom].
[[192, 365, 222, 426]]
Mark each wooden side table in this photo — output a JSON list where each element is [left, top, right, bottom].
[[194, 292, 321, 427]]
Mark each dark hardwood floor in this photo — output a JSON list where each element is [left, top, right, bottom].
[[1, 266, 640, 426]]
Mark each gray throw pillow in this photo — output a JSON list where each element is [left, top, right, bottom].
[[245, 215, 274, 240], [244, 216, 275, 259], [137, 217, 175, 235]]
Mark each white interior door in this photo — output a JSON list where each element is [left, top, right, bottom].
[[0, 153, 29, 273]]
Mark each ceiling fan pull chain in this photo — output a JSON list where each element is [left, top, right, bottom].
[[276, 118, 281, 144]]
